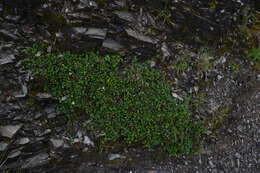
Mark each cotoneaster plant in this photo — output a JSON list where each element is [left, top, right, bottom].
[[22, 44, 205, 156]]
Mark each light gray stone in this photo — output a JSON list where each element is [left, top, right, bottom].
[[125, 28, 158, 44], [83, 136, 94, 146], [102, 39, 124, 51], [8, 150, 21, 159], [0, 142, 8, 151], [114, 11, 135, 22], [0, 53, 15, 65], [0, 124, 22, 138], [22, 152, 49, 169], [17, 137, 30, 145], [108, 153, 126, 161], [50, 138, 64, 148], [85, 28, 107, 39]]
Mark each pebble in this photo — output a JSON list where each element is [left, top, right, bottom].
[[71, 27, 87, 34], [17, 137, 30, 145], [85, 28, 107, 40], [108, 153, 126, 161], [0, 52, 15, 65], [0, 142, 8, 151], [102, 39, 124, 51], [161, 42, 171, 57], [50, 138, 64, 148], [36, 92, 52, 99], [83, 136, 94, 146], [114, 11, 135, 22], [8, 150, 21, 159], [125, 28, 158, 44]]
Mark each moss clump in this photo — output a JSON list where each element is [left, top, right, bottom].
[[249, 47, 260, 71], [249, 47, 260, 64], [22, 44, 205, 156]]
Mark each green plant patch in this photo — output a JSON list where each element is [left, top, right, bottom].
[[249, 47, 260, 63], [22, 44, 205, 156]]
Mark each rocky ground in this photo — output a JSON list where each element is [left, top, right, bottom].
[[0, 0, 259, 172]]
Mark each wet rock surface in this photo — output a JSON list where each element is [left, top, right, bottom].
[[0, 0, 259, 172]]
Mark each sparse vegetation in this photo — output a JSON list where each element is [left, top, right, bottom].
[[249, 47, 260, 64], [22, 44, 205, 156]]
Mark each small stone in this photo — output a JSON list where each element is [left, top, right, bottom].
[[73, 138, 80, 143], [36, 93, 52, 99], [35, 52, 42, 57], [125, 28, 158, 44], [17, 137, 30, 145], [77, 130, 83, 139], [14, 78, 28, 98], [8, 150, 21, 159], [114, 11, 135, 22], [102, 39, 124, 51], [41, 129, 51, 136], [0, 142, 8, 151], [0, 124, 22, 138], [72, 27, 87, 34], [0, 53, 16, 65], [209, 160, 215, 167], [78, 0, 97, 9], [148, 60, 156, 67], [47, 113, 56, 119], [89, 1, 98, 7], [108, 153, 126, 161], [217, 75, 223, 80], [161, 42, 171, 57], [83, 136, 94, 146], [34, 112, 43, 119], [50, 138, 64, 148], [85, 28, 107, 39], [171, 92, 183, 101], [194, 86, 199, 93], [235, 153, 242, 159]]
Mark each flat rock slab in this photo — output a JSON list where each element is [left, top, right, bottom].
[[125, 28, 158, 44], [0, 52, 15, 65], [0, 124, 22, 138], [22, 152, 49, 169]]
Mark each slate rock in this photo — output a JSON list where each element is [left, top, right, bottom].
[[114, 11, 136, 22], [0, 142, 8, 151], [0, 52, 16, 65], [22, 152, 49, 169], [108, 153, 126, 161], [125, 28, 158, 44], [50, 138, 64, 148], [17, 137, 30, 145], [0, 124, 22, 138], [85, 28, 107, 39], [102, 39, 124, 51]]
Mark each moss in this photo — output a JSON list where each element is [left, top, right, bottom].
[[229, 63, 240, 71], [249, 47, 260, 71], [22, 44, 205, 156]]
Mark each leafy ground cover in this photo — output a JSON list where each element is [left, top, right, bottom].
[[22, 44, 205, 156]]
